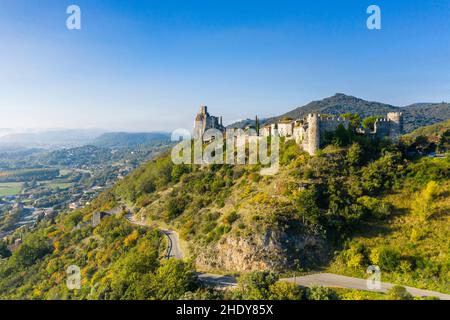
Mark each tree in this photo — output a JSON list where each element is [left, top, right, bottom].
[[166, 197, 186, 220], [412, 180, 439, 221], [0, 241, 11, 259], [333, 124, 352, 146], [340, 113, 361, 129], [171, 164, 191, 182], [295, 187, 321, 225], [268, 281, 304, 300], [150, 259, 198, 300], [11, 235, 53, 268], [437, 130, 450, 153], [255, 115, 260, 135], [411, 135, 434, 154], [378, 247, 400, 272], [343, 244, 367, 269], [362, 116, 381, 131], [346, 143, 362, 166], [234, 271, 279, 300]]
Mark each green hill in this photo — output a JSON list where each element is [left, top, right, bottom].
[[0, 125, 448, 299], [403, 119, 450, 142], [229, 94, 450, 133]]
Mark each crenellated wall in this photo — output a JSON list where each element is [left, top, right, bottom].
[[193, 109, 403, 155]]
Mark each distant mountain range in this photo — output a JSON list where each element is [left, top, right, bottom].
[[91, 132, 170, 148], [0, 130, 171, 149], [229, 94, 450, 133], [0, 129, 105, 148]]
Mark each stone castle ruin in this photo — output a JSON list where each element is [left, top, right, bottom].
[[193, 105, 403, 156], [193, 106, 225, 140]]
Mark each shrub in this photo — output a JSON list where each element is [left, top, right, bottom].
[[387, 286, 413, 300], [150, 259, 198, 300], [343, 243, 368, 269], [64, 211, 83, 229], [11, 235, 53, 268], [268, 281, 304, 300], [223, 211, 239, 225], [378, 247, 401, 272], [166, 197, 187, 220], [234, 271, 279, 300], [307, 286, 340, 300], [357, 196, 391, 219]]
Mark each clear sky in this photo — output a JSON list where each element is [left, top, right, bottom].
[[0, 0, 449, 131]]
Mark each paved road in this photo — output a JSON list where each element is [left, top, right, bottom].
[[161, 229, 183, 259], [282, 273, 450, 300], [123, 212, 450, 299], [124, 214, 183, 259], [197, 273, 238, 288]]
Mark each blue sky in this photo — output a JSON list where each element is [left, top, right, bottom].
[[0, 0, 449, 131]]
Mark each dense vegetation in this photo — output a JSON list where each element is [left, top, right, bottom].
[[0, 206, 199, 299]]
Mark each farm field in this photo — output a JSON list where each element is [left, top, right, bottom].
[[43, 181, 74, 190]]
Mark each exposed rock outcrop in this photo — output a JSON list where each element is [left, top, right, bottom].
[[195, 229, 326, 272]]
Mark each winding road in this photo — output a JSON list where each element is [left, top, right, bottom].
[[282, 273, 450, 300], [122, 211, 450, 300], [161, 229, 183, 259], [124, 213, 183, 259]]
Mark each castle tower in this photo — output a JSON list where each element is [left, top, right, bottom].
[[387, 112, 403, 141], [194, 106, 209, 139], [193, 106, 225, 140], [306, 113, 320, 155]]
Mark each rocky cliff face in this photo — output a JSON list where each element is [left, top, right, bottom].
[[195, 229, 326, 272]]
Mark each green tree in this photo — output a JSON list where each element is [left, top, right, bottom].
[[346, 142, 362, 166], [362, 116, 381, 131], [333, 124, 352, 147], [0, 241, 11, 259], [166, 197, 187, 220], [11, 235, 53, 268], [412, 180, 440, 221], [295, 187, 321, 225], [340, 113, 362, 129], [268, 281, 304, 300], [150, 259, 198, 300], [378, 247, 401, 272], [171, 164, 191, 182], [234, 271, 279, 300], [437, 130, 450, 153]]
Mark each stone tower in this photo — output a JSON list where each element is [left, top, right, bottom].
[[193, 106, 225, 140], [386, 112, 403, 141], [306, 113, 320, 155]]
